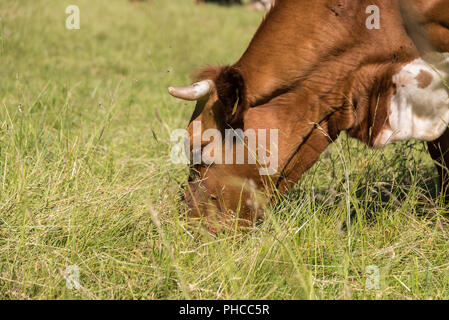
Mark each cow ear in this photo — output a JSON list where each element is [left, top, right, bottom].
[[215, 66, 246, 127]]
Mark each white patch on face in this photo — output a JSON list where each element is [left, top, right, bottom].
[[374, 53, 449, 146]]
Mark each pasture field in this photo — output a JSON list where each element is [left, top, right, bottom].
[[0, 0, 448, 300]]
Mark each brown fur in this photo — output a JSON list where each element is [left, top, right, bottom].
[[416, 70, 434, 88]]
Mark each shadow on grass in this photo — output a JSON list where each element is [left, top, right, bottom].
[[276, 139, 448, 228]]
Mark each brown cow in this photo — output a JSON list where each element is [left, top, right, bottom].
[[169, 0, 449, 232]]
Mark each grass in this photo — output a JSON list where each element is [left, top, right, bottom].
[[0, 0, 448, 300]]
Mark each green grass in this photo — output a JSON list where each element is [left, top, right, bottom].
[[0, 0, 448, 300]]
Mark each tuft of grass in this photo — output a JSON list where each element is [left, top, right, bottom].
[[0, 0, 448, 299]]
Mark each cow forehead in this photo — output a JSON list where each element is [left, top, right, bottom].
[[375, 52, 449, 147]]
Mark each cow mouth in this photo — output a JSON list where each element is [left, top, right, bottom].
[[184, 182, 201, 217], [183, 165, 217, 218]]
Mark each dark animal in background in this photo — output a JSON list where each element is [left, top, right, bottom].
[[196, 0, 243, 5]]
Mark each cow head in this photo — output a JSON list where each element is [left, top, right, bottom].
[[169, 0, 449, 232], [169, 66, 271, 231], [169, 64, 359, 232]]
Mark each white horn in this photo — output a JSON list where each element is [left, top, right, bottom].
[[168, 80, 214, 101]]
